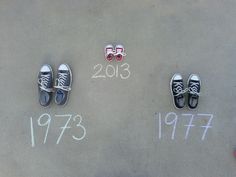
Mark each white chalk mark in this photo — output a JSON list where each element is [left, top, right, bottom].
[[197, 114, 213, 141], [197, 114, 214, 117], [106, 64, 116, 78], [116, 64, 119, 78], [56, 115, 72, 144], [55, 114, 72, 117], [30, 117, 35, 147], [92, 64, 105, 78], [120, 63, 131, 80], [165, 112, 178, 140], [91, 63, 131, 80], [72, 115, 86, 141], [182, 114, 195, 140], [158, 113, 162, 139], [37, 113, 51, 144]]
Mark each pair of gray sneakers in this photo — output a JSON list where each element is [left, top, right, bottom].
[[37, 64, 72, 107]]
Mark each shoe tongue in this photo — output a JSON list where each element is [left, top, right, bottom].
[[56, 89, 65, 103], [40, 90, 50, 106]]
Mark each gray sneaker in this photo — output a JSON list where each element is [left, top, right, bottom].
[[54, 64, 72, 105], [38, 64, 54, 107]]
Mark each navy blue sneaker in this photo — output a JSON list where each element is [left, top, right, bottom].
[[54, 64, 72, 105], [170, 74, 188, 109], [38, 64, 54, 107], [187, 74, 201, 109]]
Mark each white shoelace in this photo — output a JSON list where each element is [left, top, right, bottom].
[[38, 74, 53, 92], [54, 73, 71, 91], [189, 82, 200, 96], [173, 82, 188, 96]]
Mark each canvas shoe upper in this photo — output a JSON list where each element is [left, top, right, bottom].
[[170, 74, 188, 109], [54, 64, 72, 105], [187, 74, 201, 109], [38, 64, 53, 107]]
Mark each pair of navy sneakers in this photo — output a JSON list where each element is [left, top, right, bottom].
[[37, 64, 72, 107], [170, 74, 201, 109]]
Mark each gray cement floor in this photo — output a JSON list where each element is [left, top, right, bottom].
[[0, 0, 236, 177]]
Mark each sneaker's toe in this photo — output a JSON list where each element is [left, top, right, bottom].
[[105, 44, 114, 49], [58, 64, 69, 71], [115, 44, 124, 49], [190, 74, 200, 81], [40, 65, 51, 73], [173, 73, 182, 81]]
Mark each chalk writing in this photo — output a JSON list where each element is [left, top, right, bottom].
[[30, 114, 86, 147], [91, 63, 131, 79], [155, 112, 213, 141]]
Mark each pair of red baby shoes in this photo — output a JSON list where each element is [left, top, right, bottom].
[[104, 44, 126, 62]]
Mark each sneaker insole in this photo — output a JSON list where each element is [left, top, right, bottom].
[[177, 95, 185, 107], [40, 91, 50, 106], [189, 96, 198, 107], [56, 89, 65, 104]]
